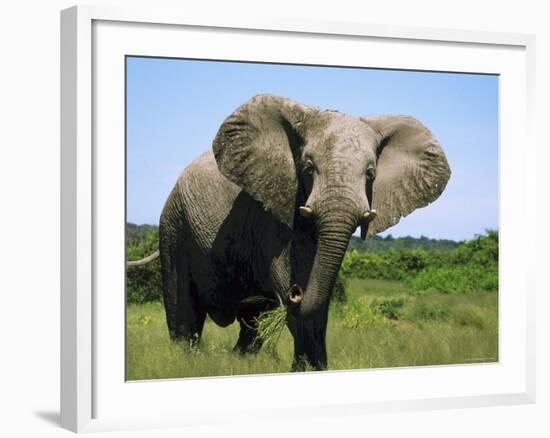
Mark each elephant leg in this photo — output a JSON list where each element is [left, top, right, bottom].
[[160, 248, 205, 348], [233, 312, 263, 354], [175, 277, 206, 348], [287, 303, 329, 371]]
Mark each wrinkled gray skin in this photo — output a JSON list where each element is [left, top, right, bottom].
[[157, 94, 450, 371]]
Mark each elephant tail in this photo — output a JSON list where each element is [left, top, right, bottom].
[[127, 249, 160, 267]]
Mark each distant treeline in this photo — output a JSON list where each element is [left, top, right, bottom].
[[126, 223, 497, 303], [348, 234, 459, 252]]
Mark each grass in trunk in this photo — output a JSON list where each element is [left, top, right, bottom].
[[253, 306, 287, 352]]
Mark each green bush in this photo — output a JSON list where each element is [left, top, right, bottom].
[[406, 266, 497, 294], [340, 230, 498, 293], [340, 250, 396, 280], [336, 297, 388, 329], [126, 225, 163, 304], [371, 297, 405, 320], [340, 248, 438, 281]]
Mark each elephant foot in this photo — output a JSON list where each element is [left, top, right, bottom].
[[291, 355, 327, 372], [171, 332, 202, 350]]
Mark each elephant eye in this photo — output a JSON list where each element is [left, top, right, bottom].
[[303, 160, 315, 176], [366, 167, 376, 182]]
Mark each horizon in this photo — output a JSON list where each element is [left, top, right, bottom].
[[126, 57, 498, 241], [125, 221, 497, 243]]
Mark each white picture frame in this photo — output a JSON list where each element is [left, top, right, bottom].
[[60, 4, 536, 433]]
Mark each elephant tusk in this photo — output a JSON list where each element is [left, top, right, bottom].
[[288, 284, 304, 304], [299, 206, 314, 218], [360, 209, 377, 240], [362, 209, 377, 222]]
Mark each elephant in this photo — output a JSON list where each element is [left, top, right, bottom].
[[130, 94, 451, 371]]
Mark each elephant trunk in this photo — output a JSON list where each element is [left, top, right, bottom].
[[295, 198, 357, 319]]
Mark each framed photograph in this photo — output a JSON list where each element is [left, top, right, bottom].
[[61, 5, 536, 433]]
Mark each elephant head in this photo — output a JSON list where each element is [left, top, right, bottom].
[[213, 94, 450, 319]]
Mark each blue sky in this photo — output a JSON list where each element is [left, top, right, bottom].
[[126, 57, 498, 241]]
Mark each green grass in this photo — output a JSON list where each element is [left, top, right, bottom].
[[126, 279, 498, 380], [345, 278, 411, 296]]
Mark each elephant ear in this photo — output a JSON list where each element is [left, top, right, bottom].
[[361, 115, 451, 236], [213, 94, 319, 229]]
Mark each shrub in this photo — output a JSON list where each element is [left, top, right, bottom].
[[340, 230, 498, 293], [340, 250, 400, 280], [407, 265, 497, 294], [127, 225, 163, 304], [126, 259, 163, 304], [371, 297, 405, 320], [337, 297, 387, 329]]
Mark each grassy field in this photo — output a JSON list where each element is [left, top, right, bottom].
[[126, 278, 498, 380]]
